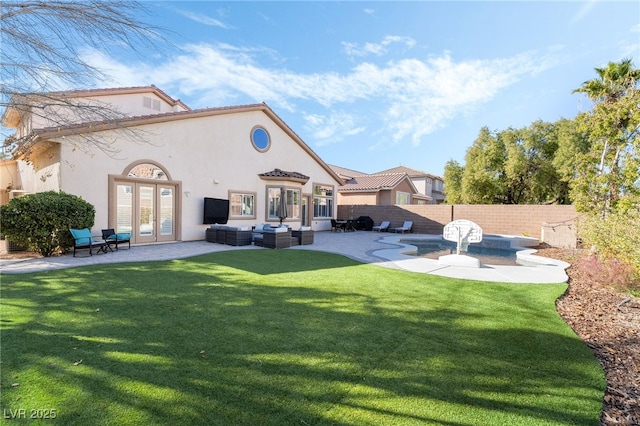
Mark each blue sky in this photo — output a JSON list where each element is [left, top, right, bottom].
[[84, 1, 639, 176]]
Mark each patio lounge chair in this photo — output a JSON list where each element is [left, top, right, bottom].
[[70, 228, 107, 257], [390, 221, 413, 233], [372, 221, 390, 232], [102, 229, 131, 251]]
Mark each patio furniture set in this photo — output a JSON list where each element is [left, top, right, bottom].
[[331, 219, 357, 232], [206, 224, 314, 249], [331, 217, 411, 234], [69, 228, 131, 257], [69, 220, 406, 257]]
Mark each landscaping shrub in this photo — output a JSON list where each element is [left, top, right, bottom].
[[580, 209, 640, 293], [577, 255, 639, 293], [0, 191, 95, 257]]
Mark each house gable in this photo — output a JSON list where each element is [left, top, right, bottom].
[[21, 102, 341, 187], [3, 85, 349, 239]]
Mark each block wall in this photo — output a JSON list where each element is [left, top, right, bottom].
[[338, 204, 579, 247]]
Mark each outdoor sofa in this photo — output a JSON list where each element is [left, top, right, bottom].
[[206, 225, 253, 246]]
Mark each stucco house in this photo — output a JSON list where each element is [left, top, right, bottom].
[[331, 165, 433, 205], [1, 86, 343, 244], [375, 166, 445, 204]]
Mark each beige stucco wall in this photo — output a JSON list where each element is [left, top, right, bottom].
[[30, 91, 189, 130], [338, 179, 421, 207], [0, 145, 61, 202], [337, 193, 378, 205], [0, 160, 18, 205], [0, 160, 18, 193], [48, 109, 339, 241], [412, 177, 429, 195]]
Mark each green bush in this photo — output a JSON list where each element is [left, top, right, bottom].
[[580, 208, 640, 292], [0, 191, 95, 257]]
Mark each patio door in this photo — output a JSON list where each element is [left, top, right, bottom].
[[115, 182, 176, 244], [301, 195, 310, 227]]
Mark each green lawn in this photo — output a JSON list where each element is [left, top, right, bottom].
[[1, 250, 604, 425]]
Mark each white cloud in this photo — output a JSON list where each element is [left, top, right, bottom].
[[303, 111, 365, 146], [569, 0, 598, 25], [83, 43, 546, 149], [176, 10, 232, 29], [342, 35, 416, 58]]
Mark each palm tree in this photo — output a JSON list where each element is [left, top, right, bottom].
[[574, 58, 640, 103], [573, 59, 640, 214]]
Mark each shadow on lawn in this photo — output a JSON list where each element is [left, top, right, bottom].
[[1, 251, 604, 425]]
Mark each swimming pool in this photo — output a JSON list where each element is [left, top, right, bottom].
[[398, 234, 538, 266], [399, 239, 518, 265]]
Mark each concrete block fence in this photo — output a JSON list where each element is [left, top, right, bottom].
[[337, 204, 579, 247]]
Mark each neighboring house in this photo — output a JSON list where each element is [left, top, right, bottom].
[[1, 86, 343, 243], [375, 165, 445, 204], [330, 165, 431, 205]]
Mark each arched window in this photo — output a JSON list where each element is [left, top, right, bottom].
[[126, 162, 170, 180], [110, 160, 178, 243]]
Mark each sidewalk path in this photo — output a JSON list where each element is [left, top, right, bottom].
[[0, 231, 569, 283]]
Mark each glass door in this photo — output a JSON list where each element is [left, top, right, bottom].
[[115, 183, 133, 235], [114, 181, 176, 244], [137, 184, 156, 243], [157, 185, 175, 242], [301, 195, 310, 227]]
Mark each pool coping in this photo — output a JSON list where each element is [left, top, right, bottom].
[[372, 234, 571, 284]]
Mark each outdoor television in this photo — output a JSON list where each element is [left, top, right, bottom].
[[203, 197, 229, 224]]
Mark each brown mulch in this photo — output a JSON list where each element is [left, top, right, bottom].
[[2, 246, 638, 424], [538, 246, 640, 426]]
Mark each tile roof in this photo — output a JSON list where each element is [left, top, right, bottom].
[[328, 164, 369, 180], [19, 85, 190, 110], [338, 173, 410, 192], [259, 168, 310, 183], [376, 165, 442, 180]]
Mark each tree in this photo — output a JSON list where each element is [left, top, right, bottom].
[[502, 121, 566, 204], [1, 1, 166, 159], [573, 59, 640, 104], [572, 58, 640, 215], [460, 127, 507, 203], [552, 118, 591, 205], [455, 123, 568, 204], [443, 159, 464, 203]]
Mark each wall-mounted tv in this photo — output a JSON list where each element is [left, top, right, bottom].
[[203, 197, 229, 224]]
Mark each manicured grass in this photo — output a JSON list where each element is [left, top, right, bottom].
[[1, 250, 604, 425]]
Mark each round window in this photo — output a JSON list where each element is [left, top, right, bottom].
[[251, 127, 270, 152]]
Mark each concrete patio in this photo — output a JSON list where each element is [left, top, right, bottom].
[[0, 231, 569, 283]]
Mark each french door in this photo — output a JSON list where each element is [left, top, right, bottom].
[[115, 182, 176, 243], [301, 195, 310, 227]]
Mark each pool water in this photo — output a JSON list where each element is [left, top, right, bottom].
[[400, 240, 520, 266]]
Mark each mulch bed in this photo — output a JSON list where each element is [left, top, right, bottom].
[[538, 247, 640, 426]]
